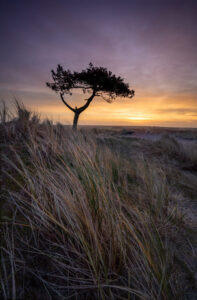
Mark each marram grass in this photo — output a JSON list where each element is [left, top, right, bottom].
[[1, 102, 196, 299]]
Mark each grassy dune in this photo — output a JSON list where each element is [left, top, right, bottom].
[[1, 102, 197, 299]]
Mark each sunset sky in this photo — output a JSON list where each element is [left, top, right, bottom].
[[1, 0, 197, 127]]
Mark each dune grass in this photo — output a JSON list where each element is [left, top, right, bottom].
[[0, 102, 197, 299]]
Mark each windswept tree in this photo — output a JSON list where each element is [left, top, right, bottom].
[[47, 63, 135, 130]]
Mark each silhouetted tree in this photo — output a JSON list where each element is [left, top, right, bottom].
[[47, 63, 135, 130]]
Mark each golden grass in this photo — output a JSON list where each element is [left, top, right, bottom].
[[1, 102, 196, 299]]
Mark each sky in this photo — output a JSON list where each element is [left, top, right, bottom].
[[0, 0, 197, 127]]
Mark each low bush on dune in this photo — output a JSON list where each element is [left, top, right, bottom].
[[0, 102, 196, 299]]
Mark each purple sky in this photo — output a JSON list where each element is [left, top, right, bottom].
[[1, 0, 197, 126]]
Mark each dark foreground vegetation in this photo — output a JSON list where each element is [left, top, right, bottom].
[[1, 102, 197, 300]]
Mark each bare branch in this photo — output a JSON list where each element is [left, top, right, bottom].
[[60, 93, 76, 112], [77, 90, 96, 113]]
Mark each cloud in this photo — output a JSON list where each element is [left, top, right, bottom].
[[155, 108, 197, 116]]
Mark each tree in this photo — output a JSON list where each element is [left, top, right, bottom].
[[46, 63, 135, 130]]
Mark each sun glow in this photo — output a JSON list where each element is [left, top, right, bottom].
[[128, 116, 152, 120]]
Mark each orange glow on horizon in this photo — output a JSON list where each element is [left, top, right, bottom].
[[20, 90, 196, 128], [30, 96, 197, 128]]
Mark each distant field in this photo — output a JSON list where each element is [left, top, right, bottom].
[[1, 103, 197, 300], [80, 124, 197, 138]]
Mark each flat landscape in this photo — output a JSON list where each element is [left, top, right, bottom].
[[1, 104, 197, 299]]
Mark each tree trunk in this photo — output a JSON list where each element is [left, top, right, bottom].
[[72, 111, 80, 130]]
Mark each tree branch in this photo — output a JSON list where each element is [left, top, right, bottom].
[[77, 90, 96, 113], [73, 86, 92, 89], [60, 93, 76, 112]]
